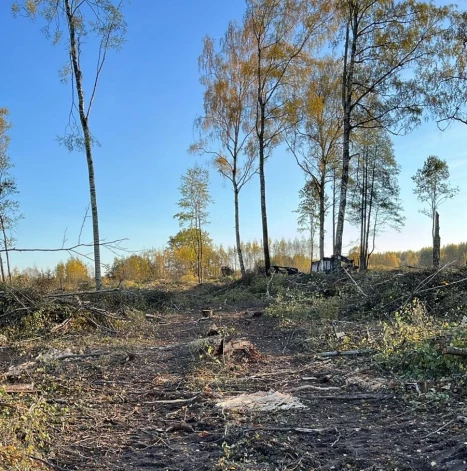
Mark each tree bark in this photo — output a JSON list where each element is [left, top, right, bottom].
[[234, 185, 246, 278], [259, 150, 270, 274], [335, 9, 357, 263], [332, 166, 337, 251], [364, 158, 376, 269], [0, 215, 11, 283], [319, 174, 325, 261], [433, 211, 440, 268], [0, 251, 5, 283], [310, 213, 315, 273], [65, 0, 102, 290]]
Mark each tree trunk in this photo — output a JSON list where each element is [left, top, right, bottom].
[[258, 107, 271, 275], [200, 222, 204, 283], [0, 251, 5, 283], [234, 185, 246, 277], [433, 211, 440, 268], [358, 154, 366, 271], [335, 96, 352, 261], [335, 10, 357, 264], [364, 157, 376, 270], [65, 0, 102, 290], [319, 174, 325, 261], [0, 215, 11, 283], [310, 213, 315, 273], [332, 167, 337, 251]]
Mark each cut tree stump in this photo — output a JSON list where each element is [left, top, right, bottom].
[[222, 339, 261, 362], [206, 323, 219, 336]]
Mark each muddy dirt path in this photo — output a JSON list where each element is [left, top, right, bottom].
[[2, 310, 466, 470]]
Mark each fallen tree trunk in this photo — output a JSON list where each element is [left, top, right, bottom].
[[443, 346, 467, 357]]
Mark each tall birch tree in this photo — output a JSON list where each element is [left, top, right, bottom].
[[243, 0, 332, 275], [14, 0, 127, 290], [191, 22, 256, 278], [333, 0, 449, 262]]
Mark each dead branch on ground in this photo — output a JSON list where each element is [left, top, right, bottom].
[[443, 346, 467, 357]]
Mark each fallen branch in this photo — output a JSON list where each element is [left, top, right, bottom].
[[50, 318, 72, 332], [301, 394, 392, 401], [0, 401, 17, 409], [397, 261, 456, 313], [142, 396, 198, 405], [27, 456, 69, 471], [422, 418, 456, 439], [53, 352, 104, 361], [343, 268, 367, 296], [0, 307, 30, 319], [443, 346, 467, 357], [315, 349, 376, 358], [45, 288, 121, 298], [0, 383, 36, 393], [240, 426, 333, 434], [289, 385, 340, 392], [417, 276, 467, 294]]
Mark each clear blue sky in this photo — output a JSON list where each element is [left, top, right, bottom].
[[0, 0, 466, 273]]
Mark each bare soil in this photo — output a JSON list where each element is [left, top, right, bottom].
[[1, 308, 466, 471]]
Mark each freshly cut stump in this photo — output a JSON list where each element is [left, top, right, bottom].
[[221, 338, 261, 362]]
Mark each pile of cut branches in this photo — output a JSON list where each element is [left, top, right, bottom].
[[0, 286, 126, 338]]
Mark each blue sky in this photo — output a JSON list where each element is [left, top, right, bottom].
[[0, 0, 466, 273]]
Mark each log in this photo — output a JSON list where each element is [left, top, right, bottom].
[[443, 346, 467, 357]]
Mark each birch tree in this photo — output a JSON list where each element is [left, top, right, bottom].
[[287, 57, 342, 260], [0, 108, 22, 283], [191, 22, 256, 278], [295, 180, 320, 272], [243, 0, 332, 275], [348, 129, 404, 270], [14, 0, 127, 290], [333, 0, 449, 262]]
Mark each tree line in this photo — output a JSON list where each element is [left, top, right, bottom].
[[190, 0, 465, 276], [12, 238, 467, 290]]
